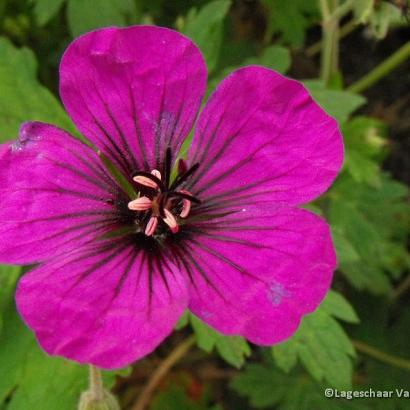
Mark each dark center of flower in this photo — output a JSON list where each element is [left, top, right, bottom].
[[127, 148, 200, 238]]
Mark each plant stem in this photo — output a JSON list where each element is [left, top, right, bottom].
[[353, 340, 410, 371], [131, 336, 196, 410], [88, 365, 105, 401], [347, 41, 410, 94], [306, 19, 356, 57], [319, 0, 354, 85]]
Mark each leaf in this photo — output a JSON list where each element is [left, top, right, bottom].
[[190, 314, 250, 368], [183, 0, 232, 73], [369, 2, 401, 39], [303, 80, 366, 124], [31, 0, 66, 26], [244, 45, 291, 74], [345, 150, 381, 186], [230, 363, 290, 408], [0, 38, 76, 141], [67, 0, 138, 37], [0, 301, 123, 410], [0, 265, 21, 334], [328, 173, 410, 293], [207, 44, 291, 94], [272, 302, 356, 389], [320, 291, 360, 324], [331, 228, 361, 264], [262, 0, 319, 47], [231, 362, 365, 410], [353, 0, 374, 24]]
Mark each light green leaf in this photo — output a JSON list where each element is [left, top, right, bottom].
[[353, 0, 374, 23], [331, 228, 360, 264], [67, 0, 138, 37], [244, 45, 291, 74], [190, 314, 250, 368], [369, 2, 401, 39], [0, 302, 123, 409], [31, 0, 66, 26], [345, 150, 381, 186], [321, 291, 360, 324], [272, 303, 356, 389], [0, 38, 76, 141], [183, 0, 231, 73], [0, 265, 21, 335], [303, 80, 366, 124]]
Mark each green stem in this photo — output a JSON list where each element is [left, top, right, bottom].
[[89, 365, 105, 401], [319, 0, 354, 85], [306, 19, 356, 57], [353, 340, 410, 371], [347, 41, 410, 94]]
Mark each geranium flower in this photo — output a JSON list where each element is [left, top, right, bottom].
[[0, 26, 343, 369]]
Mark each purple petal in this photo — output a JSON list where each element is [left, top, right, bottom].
[[183, 205, 336, 344], [60, 26, 207, 174], [186, 66, 343, 207], [0, 122, 120, 264], [16, 240, 188, 369]]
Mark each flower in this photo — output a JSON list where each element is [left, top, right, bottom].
[[0, 26, 343, 369]]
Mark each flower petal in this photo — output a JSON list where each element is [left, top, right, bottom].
[[0, 122, 121, 264], [186, 66, 343, 207], [182, 205, 336, 344], [60, 26, 207, 174], [16, 240, 188, 369]]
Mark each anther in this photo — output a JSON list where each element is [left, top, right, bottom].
[[128, 196, 152, 211], [163, 209, 179, 233], [145, 216, 158, 236], [178, 189, 192, 218]]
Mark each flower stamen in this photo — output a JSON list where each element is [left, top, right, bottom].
[[128, 196, 152, 211]]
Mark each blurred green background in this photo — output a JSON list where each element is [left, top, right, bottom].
[[0, 1, 409, 409]]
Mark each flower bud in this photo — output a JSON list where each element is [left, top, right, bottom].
[[78, 389, 120, 410]]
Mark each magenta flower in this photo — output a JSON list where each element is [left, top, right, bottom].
[[0, 26, 343, 369]]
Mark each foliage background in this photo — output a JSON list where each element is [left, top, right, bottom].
[[0, 0, 409, 409]]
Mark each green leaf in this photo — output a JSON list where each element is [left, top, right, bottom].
[[207, 44, 291, 94], [0, 302, 122, 409], [303, 80, 366, 124], [230, 363, 290, 408], [231, 362, 365, 410], [190, 314, 250, 368], [328, 173, 410, 293], [331, 228, 361, 264], [244, 45, 291, 74], [0, 38, 76, 141], [272, 303, 356, 389], [67, 0, 138, 37], [345, 150, 381, 186], [31, 0, 66, 26], [369, 2, 401, 39], [353, 0, 374, 24], [321, 291, 360, 324], [0, 265, 21, 334], [262, 0, 319, 47], [183, 0, 231, 73]]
